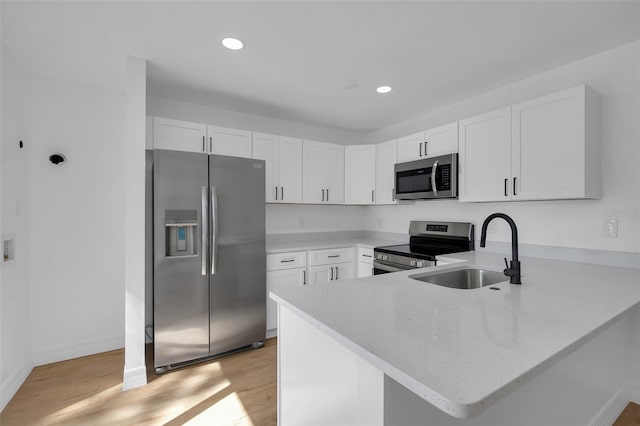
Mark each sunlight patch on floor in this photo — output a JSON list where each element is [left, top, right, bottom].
[[185, 392, 253, 426]]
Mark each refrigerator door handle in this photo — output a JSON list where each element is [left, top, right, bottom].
[[201, 186, 208, 275], [210, 186, 218, 274]]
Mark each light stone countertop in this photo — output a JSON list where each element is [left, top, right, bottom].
[[266, 236, 405, 254], [269, 250, 640, 418]]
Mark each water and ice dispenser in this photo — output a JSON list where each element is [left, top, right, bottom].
[[165, 210, 198, 257]]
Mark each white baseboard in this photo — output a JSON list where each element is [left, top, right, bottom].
[[122, 365, 147, 391], [589, 383, 640, 426], [0, 361, 33, 412], [33, 333, 124, 366], [266, 328, 277, 339]]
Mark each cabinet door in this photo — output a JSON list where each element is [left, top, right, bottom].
[[345, 145, 376, 205], [307, 265, 332, 285], [459, 108, 512, 202], [153, 117, 207, 153], [358, 262, 373, 278], [397, 132, 425, 163], [512, 86, 587, 200], [252, 132, 279, 202], [375, 139, 398, 204], [425, 122, 458, 157], [326, 143, 345, 204], [334, 263, 354, 281], [266, 268, 306, 332], [207, 125, 252, 158], [302, 140, 328, 203], [278, 137, 303, 203]]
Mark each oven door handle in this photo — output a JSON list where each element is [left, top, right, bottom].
[[373, 260, 408, 273], [431, 160, 439, 197]]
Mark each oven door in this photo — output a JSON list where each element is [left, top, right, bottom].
[[394, 154, 457, 200], [373, 260, 410, 275]]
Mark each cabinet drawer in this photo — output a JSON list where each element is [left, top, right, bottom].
[[267, 251, 307, 271], [357, 247, 374, 264], [308, 247, 354, 266]]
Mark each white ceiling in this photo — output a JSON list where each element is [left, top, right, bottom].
[[2, 1, 640, 134]]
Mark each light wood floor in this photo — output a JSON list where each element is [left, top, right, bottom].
[[2, 338, 639, 426], [0, 339, 277, 426]]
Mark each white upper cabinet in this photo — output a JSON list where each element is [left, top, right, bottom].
[[278, 137, 304, 203], [396, 122, 458, 163], [153, 117, 207, 153], [512, 85, 599, 200], [459, 85, 600, 202], [207, 125, 252, 158], [424, 122, 458, 157], [459, 108, 512, 202], [253, 132, 303, 203], [375, 139, 398, 204], [303, 140, 345, 204], [396, 132, 425, 163], [345, 145, 376, 205]]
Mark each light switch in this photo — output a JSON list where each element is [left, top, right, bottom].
[[602, 219, 618, 238]]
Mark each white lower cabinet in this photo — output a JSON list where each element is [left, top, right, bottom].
[[307, 263, 354, 285], [266, 251, 307, 336], [357, 247, 374, 278]]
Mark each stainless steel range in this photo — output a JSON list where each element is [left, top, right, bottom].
[[373, 221, 474, 275]]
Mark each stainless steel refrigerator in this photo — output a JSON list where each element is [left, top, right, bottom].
[[153, 149, 266, 372]]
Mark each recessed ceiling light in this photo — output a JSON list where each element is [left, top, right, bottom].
[[222, 37, 244, 50], [376, 86, 392, 94]]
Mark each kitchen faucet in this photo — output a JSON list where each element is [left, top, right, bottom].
[[480, 213, 521, 284]]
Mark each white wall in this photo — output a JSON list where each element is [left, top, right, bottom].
[[266, 204, 367, 234], [28, 75, 126, 365], [1, 43, 33, 410], [365, 41, 640, 253], [123, 56, 147, 390]]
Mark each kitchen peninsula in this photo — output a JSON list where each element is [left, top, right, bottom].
[[270, 251, 640, 426]]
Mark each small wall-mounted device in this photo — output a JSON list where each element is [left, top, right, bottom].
[[49, 153, 66, 165]]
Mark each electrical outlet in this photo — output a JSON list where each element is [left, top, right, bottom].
[[602, 219, 618, 238]]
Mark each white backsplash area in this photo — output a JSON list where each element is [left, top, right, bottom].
[[266, 203, 368, 234]]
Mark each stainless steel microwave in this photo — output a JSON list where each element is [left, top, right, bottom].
[[394, 153, 458, 200]]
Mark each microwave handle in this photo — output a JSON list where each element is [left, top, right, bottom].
[[431, 160, 439, 197]]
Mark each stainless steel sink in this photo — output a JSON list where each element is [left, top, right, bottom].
[[409, 268, 508, 289]]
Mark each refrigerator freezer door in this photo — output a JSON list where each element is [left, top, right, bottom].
[[154, 149, 210, 368], [208, 155, 266, 355]]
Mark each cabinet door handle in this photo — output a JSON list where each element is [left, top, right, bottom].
[[504, 178, 508, 197], [335, 266, 339, 280], [424, 141, 428, 157], [209, 136, 212, 152], [303, 270, 306, 285], [371, 190, 374, 203], [513, 178, 517, 196], [392, 188, 396, 202], [419, 142, 422, 157], [321, 189, 325, 202], [202, 136, 206, 152], [330, 267, 334, 281], [326, 188, 329, 202], [275, 186, 278, 201], [281, 186, 284, 200]]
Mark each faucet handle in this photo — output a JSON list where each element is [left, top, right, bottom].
[[503, 257, 512, 276]]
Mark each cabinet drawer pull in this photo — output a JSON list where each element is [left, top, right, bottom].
[[280, 259, 295, 263], [362, 254, 372, 258], [328, 255, 340, 258]]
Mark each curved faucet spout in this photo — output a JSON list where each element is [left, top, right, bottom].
[[479, 213, 521, 284]]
